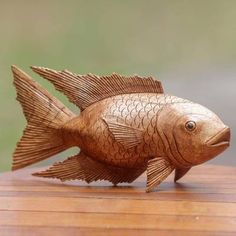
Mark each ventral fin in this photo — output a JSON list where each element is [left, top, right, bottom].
[[31, 66, 164, 111], [103, 117, 143, 149], [146, 157, 174, 192], [174, 167, 191, 182], [33, 152, 145, 185]]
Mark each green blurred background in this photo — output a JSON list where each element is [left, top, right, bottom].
[[0, 0, 235, 172]]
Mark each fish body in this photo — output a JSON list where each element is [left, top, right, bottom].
[[64, 94, 187, 168], [11, 66, 230, 192]]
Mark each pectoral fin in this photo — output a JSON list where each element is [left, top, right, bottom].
[[146, 157, 174, 192], [103, 117, 143, 149], [174, 167, 191, 182]]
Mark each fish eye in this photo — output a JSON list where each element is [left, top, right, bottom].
[[185, 121, 196, 131]]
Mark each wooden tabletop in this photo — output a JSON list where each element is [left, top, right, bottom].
[[0, 164, 236, 236]]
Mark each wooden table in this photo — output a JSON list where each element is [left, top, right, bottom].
[[0, 164, 236, 236]]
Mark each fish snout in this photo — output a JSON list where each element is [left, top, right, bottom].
[[206, 127, 230, 148]]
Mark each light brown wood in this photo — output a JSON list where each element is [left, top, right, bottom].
[[11, 66, 230, 192], [0, 164, 236, 235]]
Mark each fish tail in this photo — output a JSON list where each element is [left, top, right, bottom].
[[12, 66, 76, 170]]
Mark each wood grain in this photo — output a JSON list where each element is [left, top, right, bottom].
[[0, 164, 236, 235], [12, 66, 231, 193]]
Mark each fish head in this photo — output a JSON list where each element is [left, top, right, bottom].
[[162, 102, 230, 166]]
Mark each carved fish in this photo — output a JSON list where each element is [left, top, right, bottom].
[[11, 66, 230, 192]]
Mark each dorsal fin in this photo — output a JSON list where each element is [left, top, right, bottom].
[[31, 66, 164, 111]]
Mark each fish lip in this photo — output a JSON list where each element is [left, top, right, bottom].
[[206, 127, 230, 147]]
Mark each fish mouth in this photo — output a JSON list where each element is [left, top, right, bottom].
[[207, 127, 230, 147]]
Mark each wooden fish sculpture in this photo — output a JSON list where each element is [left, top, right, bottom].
[[12, 66, 230, 192]]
